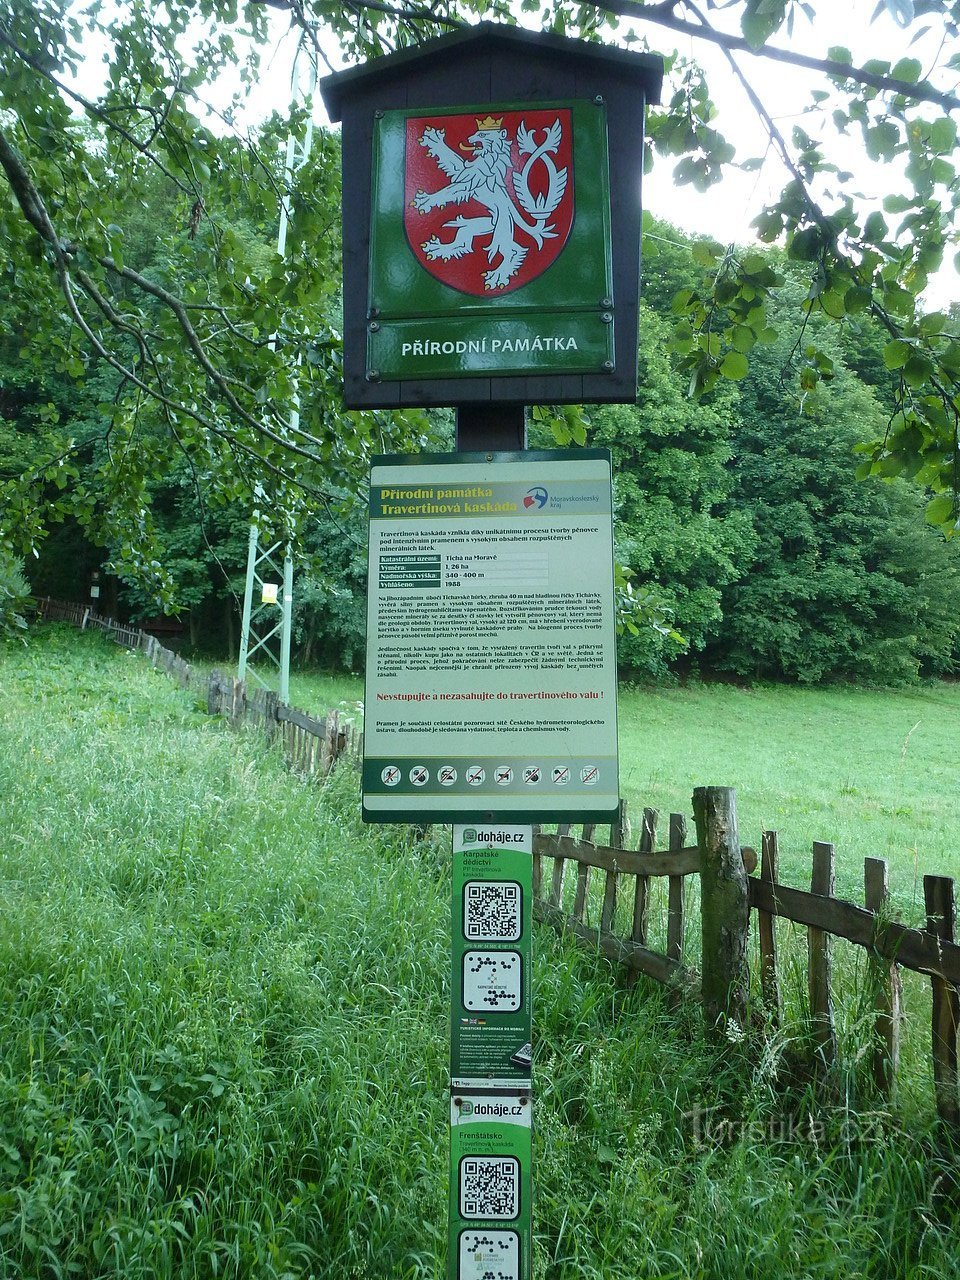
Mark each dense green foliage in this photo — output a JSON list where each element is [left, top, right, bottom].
[[3, 630, 960, 1278], [1, 0, 959, 581]]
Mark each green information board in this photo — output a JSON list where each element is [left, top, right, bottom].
[[448, 1093, 532, 1280], [451, 825, 533, 1089], [368, 100, 613, 382], [363, 450, 620, 824]]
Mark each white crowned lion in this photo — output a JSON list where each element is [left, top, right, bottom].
[[412, 116, 567, 292]]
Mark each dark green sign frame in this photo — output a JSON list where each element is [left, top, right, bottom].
[[368, 100, 613, 381]]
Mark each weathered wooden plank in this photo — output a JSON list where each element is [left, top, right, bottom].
[[924, 875, 960, 1130], [601, 800, 627, 934], [207, 670, 222, 715], [748, 880, 960, 983], [757, 831, 782, 1022], [809, 841, 837, 1069], [534, 899, 694, 991], [549, 851, 566, 910], [276, 703, 328, 737], [534, 834, 698, 878], [535, 832, 757, 879], [666, 813, 687, 965], [864, 857, 901, 1101], [631, 807, 657, 946], [572, 862, 590, 924], [694, 786, 749, 1036]]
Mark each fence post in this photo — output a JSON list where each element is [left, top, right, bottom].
[[758, 831, 782, 1024], [631, 807, 657, 947], [865, 857, 901, 1101], [809, 841, 838, 1072], [666, 813, 687, 965], [230, 678, 246, 726], [693, 786, 749, 1037], [924, 875, 960, 1132]]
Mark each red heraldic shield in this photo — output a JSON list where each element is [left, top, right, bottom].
[[404, 108, 574, 298]]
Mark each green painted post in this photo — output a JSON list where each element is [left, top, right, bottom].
[[449, 824, 533, 1280]]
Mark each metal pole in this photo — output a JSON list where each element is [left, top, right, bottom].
[[280, 544, 293, 704], [237, 507, 259, 678]]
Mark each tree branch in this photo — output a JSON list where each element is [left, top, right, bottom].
[[605, 0, 960, 110]]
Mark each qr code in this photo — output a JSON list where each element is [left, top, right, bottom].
[[458, 1229, 520, 1280], [464, 881, 522, 941], [459, 1156, 520, 1220]]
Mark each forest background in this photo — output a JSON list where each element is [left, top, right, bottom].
[[2, 1, 960, 685]]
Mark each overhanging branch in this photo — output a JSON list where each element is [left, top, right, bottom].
[[600, 0, 960, 111]]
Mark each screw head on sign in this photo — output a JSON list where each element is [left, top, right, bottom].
[[602, 360, 615, 372], [368, 321, 380, 332], [600, 297, 613, 308], [366, 369, 380, 382]]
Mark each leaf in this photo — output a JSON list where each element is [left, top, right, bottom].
[[885, 0, 915, 26], [719, 350, 750, 380], [925, 492, 955, 526], [891, 57, 922, 82], [930, 117, 957, 155], [883, 339, 912, 370]]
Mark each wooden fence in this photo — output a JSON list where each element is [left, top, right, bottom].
[[35, 598, 358, 780], [534, 787, 960, 1133], [33, 600, 960, 1131]]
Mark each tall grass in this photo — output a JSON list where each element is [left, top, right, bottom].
[[0, 629, 958, 1278]]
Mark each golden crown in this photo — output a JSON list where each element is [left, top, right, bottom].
[[475, 115, 503, 130]]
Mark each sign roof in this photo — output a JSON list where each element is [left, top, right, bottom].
[[319, 21, 664, 122]]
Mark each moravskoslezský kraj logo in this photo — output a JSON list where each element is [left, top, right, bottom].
[[404, 109, 573, 297], [523, 487, 548, 510]]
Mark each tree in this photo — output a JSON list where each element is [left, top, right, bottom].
[[1, 0, 958, 620], [706, 272, 960, 680], [591, 303, 755, 676]]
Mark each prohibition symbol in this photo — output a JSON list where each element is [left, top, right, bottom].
[[410, 765, 430, 786], [466, 765, 486, 787], [581, 765, 600, 786], [438, 765, 458, 786], [522, 766, 541, 785], [381, 765, 401, 787], [495, 766, 514, 786], [552, 765, 571, 785]]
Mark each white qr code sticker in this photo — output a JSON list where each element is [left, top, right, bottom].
[[462, 951, 522, 1011], [458, 1228, 520, 1279], [464, 881, 522, 942], [459, 1157, 520, 1220]]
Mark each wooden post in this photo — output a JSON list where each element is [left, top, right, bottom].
[[230, 678, 246, 726], [923, 875, 960, 1131], [207, 670, 222, 715], [547, 823, 570, 910], [693, 786, 749, 1036], [631, 807, 657, 946], [757, 831, 782, 1023], [263, 690, 279, 743], [864, 857, 901, 1101], [666, 813, 686, 964], [601, 799, 627, 935], [808, 841, 837, 1071]]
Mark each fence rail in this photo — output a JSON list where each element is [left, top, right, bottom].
[[36, 597, 358, 781]]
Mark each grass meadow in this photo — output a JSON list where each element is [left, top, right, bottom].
[[1, 628, 959, 1278]]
